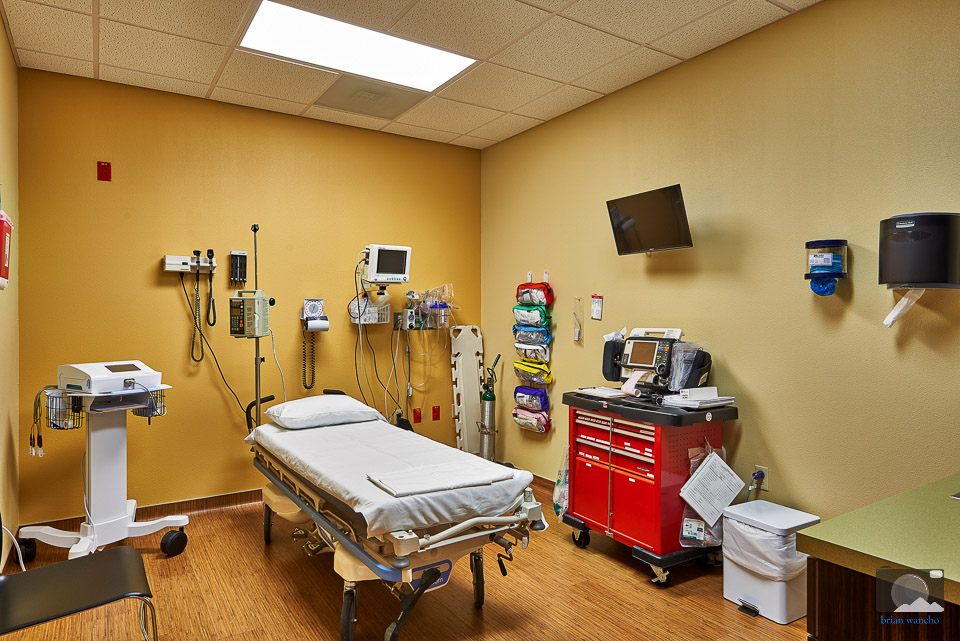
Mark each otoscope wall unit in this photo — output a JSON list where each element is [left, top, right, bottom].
[[805, 240, 847, 297]]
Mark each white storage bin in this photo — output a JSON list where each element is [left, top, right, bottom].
[[722, 500, 820, 625]]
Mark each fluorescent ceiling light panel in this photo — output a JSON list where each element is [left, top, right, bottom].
[[240, 1, 475, 92]]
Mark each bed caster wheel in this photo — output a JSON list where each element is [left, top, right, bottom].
[[263, 504, 273, 544], [571, 530, 590, 549], [470, 551, 484, 608], [341, 587, 357, 641], [160, 528, 188, 557], [17, 538, 37, 564], [650, 567, 671, 587]]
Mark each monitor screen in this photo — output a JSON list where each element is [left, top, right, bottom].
[[607, 184, 692, 255], [106, 363, 140, 373], [375, 249, 407, 275], [626, 341, 657, 368]]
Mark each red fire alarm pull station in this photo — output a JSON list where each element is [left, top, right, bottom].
[[97, 161, 111, 181]]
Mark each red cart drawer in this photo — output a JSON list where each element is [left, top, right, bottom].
[[611, 446, 655, 479], [575, 437, 610, 464], [611, 427, 654, 457], [572, 457, 609, 528], [611, 469, 656, 550], [574, 420, 613, 445]]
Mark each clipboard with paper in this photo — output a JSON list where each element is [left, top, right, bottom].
[[678, 451, 745, 526]]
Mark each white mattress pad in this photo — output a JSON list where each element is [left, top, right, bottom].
[[246, 420, 534, 537]]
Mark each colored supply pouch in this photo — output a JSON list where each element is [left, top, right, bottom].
[[513, 407, 551, 433], [516, 282, 554, 306], [515, 342, 550, 363], [514, 360, 553, 385], [513, 324, 553, 345], [514, 385, 550, 411], [513, 304, 550, 327]]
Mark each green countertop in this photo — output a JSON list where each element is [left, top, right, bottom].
[[797, 471, 960, 605]]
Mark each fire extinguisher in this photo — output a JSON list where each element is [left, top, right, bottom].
[[479, 354, 500, 462], [0, 198, 13, 291]]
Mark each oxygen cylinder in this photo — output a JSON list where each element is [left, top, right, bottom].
[[479, 354, 500, 461], [479, 388, 496, 461]]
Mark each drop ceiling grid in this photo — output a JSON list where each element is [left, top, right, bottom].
[[0, 0, 820, 148]]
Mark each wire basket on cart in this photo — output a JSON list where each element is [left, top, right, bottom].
[[132, 388, 168, 418], [45, 390, 84, 430]]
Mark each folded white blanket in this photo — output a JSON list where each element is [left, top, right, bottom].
[[368, 462, 514, 498]]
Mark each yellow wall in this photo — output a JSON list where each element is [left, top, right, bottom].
[[17, 70, 479, 525], [481, 0, 960, 519], [0, 22, 18, 568]]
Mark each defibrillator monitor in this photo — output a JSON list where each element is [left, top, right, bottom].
[[621, 336, 675, 381], [364, 244, 412, 284]]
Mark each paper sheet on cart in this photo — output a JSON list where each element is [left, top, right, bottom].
[[246, 421, 533, 536], [367, 463, 513, 497], [678, 452, 745, 527]]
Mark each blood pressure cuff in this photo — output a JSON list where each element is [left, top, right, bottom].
[[514, 386, 549, 411], [515, 342, 550, 363], [513, 304, 550, 327], [516, 282, 554, 306], [513, 360, 553, 385], [512, 407, 551, 433], [513, 324, 553, 345]]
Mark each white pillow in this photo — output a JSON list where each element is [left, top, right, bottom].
[[264, 395, 384, 430]]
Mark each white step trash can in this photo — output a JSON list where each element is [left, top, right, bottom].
[[722, 500, 820, 624]]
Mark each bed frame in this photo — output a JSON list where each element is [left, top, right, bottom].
[[248, 406, 544, 641]]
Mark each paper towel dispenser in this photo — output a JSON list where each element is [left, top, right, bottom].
[[879, 213, 960, 289]]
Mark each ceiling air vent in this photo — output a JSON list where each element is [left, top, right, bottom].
[[314, 74, 427, 119]]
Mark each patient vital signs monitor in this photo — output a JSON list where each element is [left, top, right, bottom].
[[364, 244, 412, 284]]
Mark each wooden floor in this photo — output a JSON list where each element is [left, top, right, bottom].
[[4, 483, 807, 640]]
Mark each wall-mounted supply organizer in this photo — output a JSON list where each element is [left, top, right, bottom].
[[512, 275, 554, 433], [805, 240, 847, 297]]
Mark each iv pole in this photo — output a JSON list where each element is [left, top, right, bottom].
[[252, 224, 263, 427]]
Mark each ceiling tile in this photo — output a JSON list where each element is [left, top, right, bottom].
[[313, 74, 427, 119], [18, 49, 92, 77], [390, 0, 549, 59], [491, 16, 634, 82], [382, 123, 459, 144], [651, 0, 788, 60], [99, 65, 209, 97], [514, 84, 601, 120], [439, 63, 561, 112], [218, 51, 338, 103], [279, 0, 412, 31], [468, 113, 541, 140], [99, 20, 226, 83], [210, 87, 306, 115], [451, 135, 497, 149], [4, 1, 92, 60], [28, 0, 92, 12], [563, 0, 728, 44], [574, 46, 679, 94], [776, 0, 823, 9], [303, 106, 389, 131], [396, 97, 501, 135], [519, 0, 570, 10], [99, 0, 250, 46]]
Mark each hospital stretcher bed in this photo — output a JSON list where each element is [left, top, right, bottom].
[[244, 402, 545, 641]]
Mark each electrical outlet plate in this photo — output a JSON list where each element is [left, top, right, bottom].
[[754, 465, 770, 491]]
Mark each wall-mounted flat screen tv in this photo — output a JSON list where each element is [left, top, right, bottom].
[[607, 184, 693, 255]]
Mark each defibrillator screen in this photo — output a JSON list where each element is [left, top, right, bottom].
[[626, 341, 657, 367]]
